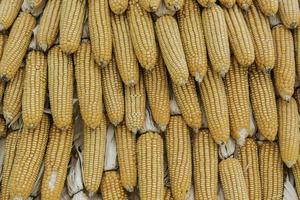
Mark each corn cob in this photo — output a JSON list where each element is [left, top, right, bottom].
[[295, 87, 300, 113], [277, 98, 299, 167], [27, 0, 46, 11], [10, 114, 50, 200], [22, 51, 47, 129], [224, 5, 255, 66], [0, 116, 6, 138], [255, 0, 278, 16], [74, 41, 102, 129], [127, 0, 158, 70], [0, 81, 5, 104], [196, 0, 215, 7], [199, 68, 230, 144], [139, 0, 161, 12], [3, 68, 24, 124], [137, 132, 164, 200], [109, 0, 128, 14], [236, 0, 252, 10], [259, 142, 284, 200], [164, 187, 174, 200], [294, 26, 300, 79], [0, 33, 6, 60], [60, 0, 86, 53], [37, 0, 61, 51], [115, 122, 137, 191], [224, 58, 250, 145], [88, 0, 112, 66], [41, 125, 73, 200], [278, 0, 300, 29], [202, 5, 230, 76], [249, 65, 278, 141], [155, 15, 189, 85], [83, 117, 107, 193], [0, 0, 23, 31], [48, 46, 73, 130], [218, 0, 236, 8], [292, 157, 300, 197], [177, 0, 207, 82], [246, 4, 275, 71], [102, 56, 125, 125], [219, 158, 249, 200], [164, 0, 184, 11], [111, 13, 139, 86], [237, 138, 262, 200], [0, 12, 35, 81], [100, 171, 128, 200]]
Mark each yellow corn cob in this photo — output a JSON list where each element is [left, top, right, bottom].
[[74, 41, 103, 129], [164, 187, 174, 200], [137, 132, 164, 200], [278, 0, 300, 29], [166, 116, 192, 199], [111, 13, 139, 86], [37, 0, 61, 51], [172, 76, 201, 130], [41, 125, 73, 200], [218, 0, 236, 8], [246, 4, 275, 71], [0, 33, 6, 60], [83, 117, 107, 193], [219, 158, 249, 200], [277, 98, 299, 167], [22, 51, 47, 129], [224, 5, 255, 66], [202, 5, 230, 76], [3, 68, 24, 124], [0, 0, 23, 31], [48, 46, 73, 130], [249, 65, 278, 141], [197, 0, 215, 7], [100, 171, 128, 200], [0, 81, 5, 104], [255, 0, 278, 16], [199, 68, 230, 144], [164, 0, 184, 11], [294, 25, 300, 79], [109, 0, 128, 14], [237, 138, 262, 200], [0, 12, 35, 81], [236, 0, 252, 10], [127, 0, 158, 70], [138, 0, 161, 12], [294, 87, 300, 113], [224, 58, 250, 144], [115, 122, 137, 191], [155, 15, 189, 85], [259, 142, 284, 200], [125, 75, 146, 133], [0, 115, 6, 138], [10, 114, 50, 200], [177, 0, 207, 82], [102, 56, 125, 126], [88, 0, 112, 66], [60, 0, 86, 53], [292, 157, 300, 197]]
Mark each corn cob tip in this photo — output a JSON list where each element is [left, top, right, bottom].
[[279, 92, 292, 102], [194, 72, 203, 83], [166, 1, 182, 11], [99, 60, 108, 67], [220, 68, 228, 78], [236, 128, 248, 146], [39, 43, 47, 52], [241, 4, 249, 10], [26, 123, 35, 129], [288, 22, 298, 29], [285, 160, 297, 168], [125, 186, 134, 192]]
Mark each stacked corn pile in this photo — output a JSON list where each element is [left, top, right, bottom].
[[0, 0, 299, 199]]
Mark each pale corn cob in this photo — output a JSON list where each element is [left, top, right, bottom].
[[0, 12, 35, 81], [255, 0, 278, 16], [127, 0, 158, 70], [115, 122, 137, 191], [37, 0, 61, 51], [41, 125, 73, 200], [202, 5, 230, 76], [27, 0, 46, 11], [277, 98, 299, 167], [272, 25, 295, 100], [88, 0, 112, 66], [218, 0, 236, 8], [259, 142, 284, 199], [155, 15, 189, 85], [172, 76, 201, 130], [3, 68, 24, 124], [219, 158, 249, 200], [278, 0, 300, 29], [0, 33, 6, 59], [164, 187, 174, 200], [22, 51, 47, 129], [83, 117, 107, 193], [109, 0, 128, 14], [237, 138, 262, 200], [224, 58, 250, 145], [139, 0, 161, 12], [100, 171, 128, 200], [236, 0, 252, 10], [224, 5, 255, 66], [249, 65, 278, 141], [10, 114, 50, 200], [292, 157, 300, 197], [246, 4, 275, 71], [0, 116, 6, 138], [137, 132, 164, 200], [74, 41, 102, 129], [294, 26, 300, 79], [48, 46, 73, 130], [0, 0, 23, 30], [177, 0, 207, 82], [199, 68, 230, 144], [111, 13, 139, 86], [60, 0, 86, 53], [197, 0, 215, 7], [102, 56, 124, 125], [193, 129, 218, 200]]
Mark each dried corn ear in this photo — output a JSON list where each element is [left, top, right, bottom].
[[164, 0, 184, 11], [292, 157, 300, 197], [109, 0, 128, 14], [139, 0, 161, 12], [218, 0, 236, 8], [197, 0, 215, 7], [0, 116, 6, 138], [0, 33, 6, 59], [0, 0, 23, 31], [236, 0, 252, 10], [278, 0, 300, 29], [101, 171, 128, 200], [294, 25, 300, 79], [255, 0, 279, 16]]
